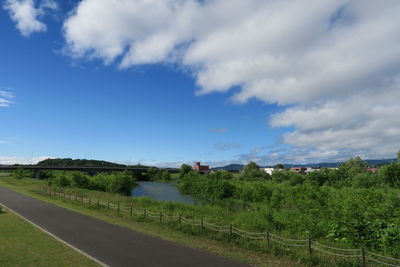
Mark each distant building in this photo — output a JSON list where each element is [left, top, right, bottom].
[[262, 167, 275, 175], [193, 162, 210, 173], [290, 167, 307, 173], [367, 167, 378, 172], [305, 167, 319, 173]]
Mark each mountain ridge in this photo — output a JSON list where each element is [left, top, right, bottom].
[[212, 158, 398, 170]]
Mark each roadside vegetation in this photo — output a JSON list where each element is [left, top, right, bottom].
[[0, 205, 99, 267]]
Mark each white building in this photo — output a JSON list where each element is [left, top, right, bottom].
[[262, 168, 277, 175], [304, 167, 319, 173]]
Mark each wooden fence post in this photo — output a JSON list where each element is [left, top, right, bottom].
[[229, 224, 233, 236], [307, 232, 312, 257], [97, 199, 99, 207], [160, 212, 163, 223], [117, 203, 120, 214], [266, 231, 270, 246], [201, 218, 204, 232], [361, 247, 366, 267], [89, 198, 91, 205], [179, 214, 182, 225], [107, 202, 110, 210], [130, 206, 133, 217], [144, 208, 147, 218]]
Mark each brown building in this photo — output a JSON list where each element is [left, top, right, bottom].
[[193, 162, 210, 172]]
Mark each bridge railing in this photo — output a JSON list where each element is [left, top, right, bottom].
[[40, 186, 400, 267]]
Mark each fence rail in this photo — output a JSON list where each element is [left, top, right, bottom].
[[41, 187, 400, 266]]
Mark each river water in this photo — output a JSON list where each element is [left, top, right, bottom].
[[131, 182, 195, 205]]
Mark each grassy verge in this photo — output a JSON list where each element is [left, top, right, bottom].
[[0, 204, 99, 267], [0, 176, 307, 267]]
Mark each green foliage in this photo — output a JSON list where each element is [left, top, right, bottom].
[[179, 164, 192, 178], [52, 174, 71, 187], [175, 157, 400, 255], [338, 156, 368, 178], [71, 172, 90, 188], [12, 168, 31, 179], [240, 162, 270, 181], [178, 171, 235, 201], [378, 163, 400, 188], [275, 164, 285, 169], [208, 170, 233, 180], [108, 171, 137, 195], [48, 171, 137, 195], [147, 167, 171, 181], [36, 158, 129, 167]]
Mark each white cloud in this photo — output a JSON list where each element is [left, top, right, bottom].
[[3, 0, 57, 37], [0, 156, 51, 165], [63, 0, 400, 161], [0, 90, 15, 107]]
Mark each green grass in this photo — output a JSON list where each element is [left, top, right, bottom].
[[0, 206, 99, 267], [0, 176, 305, 267]]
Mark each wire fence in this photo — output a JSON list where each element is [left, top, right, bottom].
[[41, 187, 400, 267]]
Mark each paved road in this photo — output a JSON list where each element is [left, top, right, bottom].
[[0, 186, 249, 267]]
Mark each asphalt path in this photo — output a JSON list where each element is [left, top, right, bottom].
[[0, 186, 249, 267]]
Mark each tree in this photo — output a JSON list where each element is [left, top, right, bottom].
[[179, 164, 192, 178], [71, 172, 90, 188], [241, 162, 270, 180], [339, 156, 368, 178], [378, 163, 400, 188], [244, 162, 259, 172], [397, 150, 400, 162], [109, 171, 136, 195], [275, 164, 285, 169]]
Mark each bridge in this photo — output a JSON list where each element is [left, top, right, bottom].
[[0, 165, 179, 178]]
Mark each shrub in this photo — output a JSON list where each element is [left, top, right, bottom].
[[71, 172, 90, 188], [12, 168, 31, 179]]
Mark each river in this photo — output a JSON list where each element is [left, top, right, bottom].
[[131, 181, 195, 205]]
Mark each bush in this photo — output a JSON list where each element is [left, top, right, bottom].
[[378, 163, 400, 188], [48, 171, 136, 195], [71, 172, 90, 189], [53, 174, 71, 187], [12, 168, 31, 179], [108, 171, 136, 195]]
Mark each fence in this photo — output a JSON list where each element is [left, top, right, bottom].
[[40, 187, 400, 267]]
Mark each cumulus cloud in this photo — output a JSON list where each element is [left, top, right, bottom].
[[3, 0, 57, 37], [0, 90, 15, 107], [63, 0, 400, 161]]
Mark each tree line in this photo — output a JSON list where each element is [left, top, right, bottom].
[[176, 153, 400, 256]]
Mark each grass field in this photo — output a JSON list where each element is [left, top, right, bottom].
[[0, 205, 99, 267], [0, 176, 304, 267]]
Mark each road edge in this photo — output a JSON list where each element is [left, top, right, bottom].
[[0, 201, 109, 267]]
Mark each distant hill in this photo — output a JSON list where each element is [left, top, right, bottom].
[[213, 159, 397, 170], [212, 164, 244, 170], [37, 158, 126, 168]]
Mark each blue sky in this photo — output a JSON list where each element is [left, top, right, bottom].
[[1, 1, 400, 166]]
